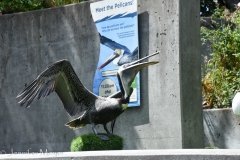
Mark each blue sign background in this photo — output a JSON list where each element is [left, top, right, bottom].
[[90, 0, 139, 107]]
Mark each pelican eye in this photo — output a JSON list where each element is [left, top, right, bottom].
[[115, 49, 122, 56], [122, 63, 130, 68], [122, 64, 127, 68]]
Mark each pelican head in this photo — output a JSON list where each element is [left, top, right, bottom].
[[117, 51, 160, 100], [98, 49, 124, 70], [113, 49, 126, 66]]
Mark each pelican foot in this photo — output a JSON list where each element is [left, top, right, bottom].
[[97, 134, 109, 141]]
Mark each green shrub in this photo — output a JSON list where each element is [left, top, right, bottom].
[[0, 0, 46, 14], [70, 133, 123, 151], [0, 0, 88, 14], [201, 9, 240, 108]]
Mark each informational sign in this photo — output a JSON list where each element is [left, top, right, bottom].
[[90, 0, 139, 107]]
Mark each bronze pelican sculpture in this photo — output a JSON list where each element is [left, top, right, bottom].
[[16, 51, 159, 140]]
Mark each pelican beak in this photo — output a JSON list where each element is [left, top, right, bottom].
[[117, 51, 160, 100], [98, 49, 121, 70]]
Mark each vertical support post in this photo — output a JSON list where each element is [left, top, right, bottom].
[[179, 0, 204, 148]]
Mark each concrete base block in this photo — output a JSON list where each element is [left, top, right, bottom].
[[1, 150, 240, 160], [204, 108, 240, 148]]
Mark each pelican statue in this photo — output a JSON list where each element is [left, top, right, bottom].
[[16, 52, 159, 140], [98, 33, 138, 69]]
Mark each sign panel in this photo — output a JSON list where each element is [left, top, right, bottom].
[[90, 0, 139, 106]]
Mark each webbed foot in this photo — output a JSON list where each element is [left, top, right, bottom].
[[91, 123, 110, 140], [97, 134, 109, 141]]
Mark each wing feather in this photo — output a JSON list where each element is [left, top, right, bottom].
[[18, 83, 41, 105], [17, 81, 38, 98], [25, 83, 44, 107], [16, 59, 98, 116]]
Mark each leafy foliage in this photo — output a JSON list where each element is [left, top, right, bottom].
[[0, 0, 88, 14], [201, 10, 240, 108], [70, 133, 123, 151], [212, 5, 226, 18], [0, 0, 45, 14]]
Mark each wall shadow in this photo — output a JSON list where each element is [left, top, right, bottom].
[[105, 11, 150, 149], [125, 11, 150, 126]]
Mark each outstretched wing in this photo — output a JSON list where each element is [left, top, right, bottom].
[[16, 59, 98, 116]]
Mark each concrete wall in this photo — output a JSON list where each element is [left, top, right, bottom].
[[0, 0, 203, 153], [204, 108, 240, 148]]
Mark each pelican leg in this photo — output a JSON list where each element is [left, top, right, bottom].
[[110, 119, 116, 134], [103, 123, 110, 134], [91, 123, 98, 135], [91, 123, 109, 141]]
